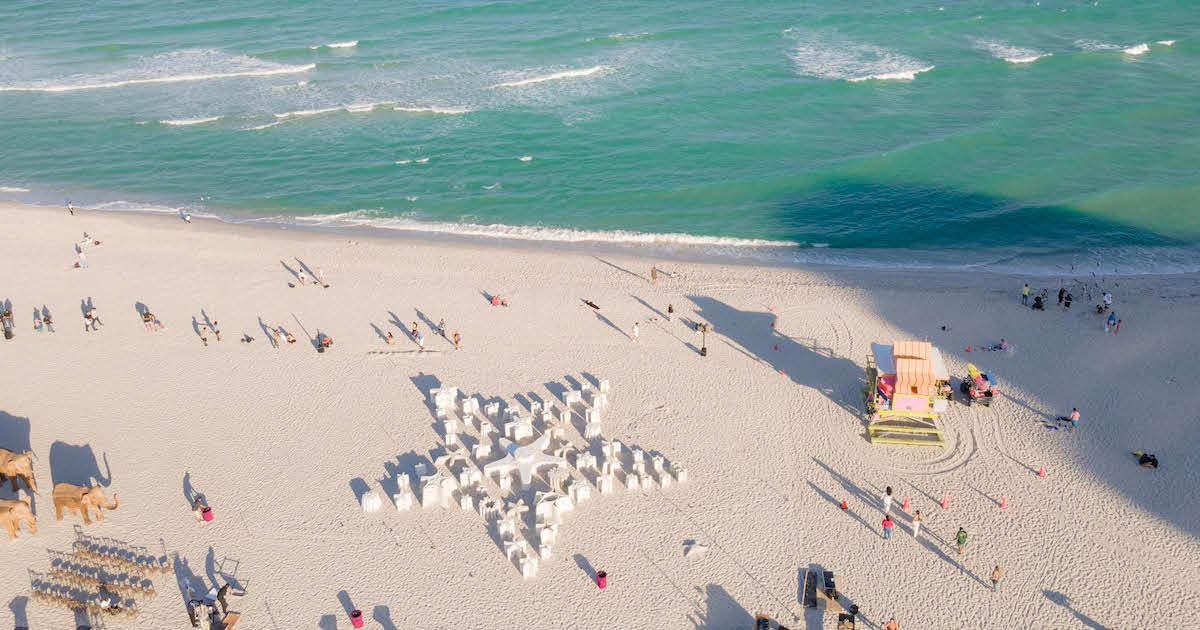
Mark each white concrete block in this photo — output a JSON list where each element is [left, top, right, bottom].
[[652, 455, 665, 473], [461, 398, 479, 415], [473, 442, 492, 461], [484, 402, 500, 418], [520, 556, 539, 579], [625, 474, 639, 490], [576, 452, 597, 472], [672, 464, 688, 483], [599, 379, 611, 393], [393, 492, 413, 511], [459, 493, 474, 511], [568, 480, 592, 504], [361, 490, 383, 513], [598, 474, 614, 494]]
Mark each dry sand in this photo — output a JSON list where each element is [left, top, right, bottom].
[[0, 200, 1197, 629]]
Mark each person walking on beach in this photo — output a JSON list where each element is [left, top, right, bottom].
[[956, 527, 968, 554], [271, 327, 281, 347], [1068, 407, 1080, 429], [67, 201, 74, 215], [298, 269, 307, 286], [77, 249, 88, 269], [991, 565, 1004, 592], [1057, 287, 1066, 305], [882, 486, 894, 513], [883, 618, 899, 630], [911, 510, 922, 539], [211, 320, 221, 342], [1021, 283, 1030, 306], [667, 304, 674, 322], [452, 331, 460, 350], [1064, 292, 1073, 310], [651, 266, 658, 284], [410, 322, 418, 339], [1115, 319, 1121, 334], [199, 326, 209, 347], [1106, 312, 1117, 333], [416, 331, 425, 352], [882, 515, 894, 540], [385, 331, 394, 345], [632, 321, 640, 342], [438, 318, 446, 337]]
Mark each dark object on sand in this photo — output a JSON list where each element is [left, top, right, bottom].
[[583, 300, 600, 310], [1133, 451, 1158, 469], [287, 282, 296, 288]]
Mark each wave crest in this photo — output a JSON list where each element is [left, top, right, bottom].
[[1122, 43, 1149, 55], [311, 40, 358, 49], [489, 65, 607, 88], [0, 49, 314, 92], [161, 116, 220, 126], [977, 39, 1050, 64]]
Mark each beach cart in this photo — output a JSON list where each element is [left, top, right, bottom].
[[864, 341, 951, 446]]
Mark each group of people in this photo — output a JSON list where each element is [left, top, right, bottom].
[[1022, 283, 1120, 329], [389, 318, 460, 351]]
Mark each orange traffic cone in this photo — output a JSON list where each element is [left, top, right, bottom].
[[966, 345, 972, 352], [940, 493, 949, 509], [840, 499, 848, 510], [780, 369, 786, 376], [1037, 464, 1046, 478], [1000, 496, 1008, 509], [901, 496, 909, 511]]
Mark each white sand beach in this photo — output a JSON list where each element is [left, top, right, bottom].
[[1, 200, 1197, 629]]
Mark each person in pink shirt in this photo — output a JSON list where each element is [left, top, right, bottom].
[[882, 516, 894, 540]]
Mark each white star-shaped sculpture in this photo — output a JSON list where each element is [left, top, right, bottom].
[[484, 433, 567, 486]]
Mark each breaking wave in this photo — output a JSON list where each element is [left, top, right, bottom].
[[489, 65, 607, 88], [160, 116, 220, 126], [787, 33, 934, 82], [0, 49, 315, 92]]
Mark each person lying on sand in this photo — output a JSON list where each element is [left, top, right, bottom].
[[286, 332, 296, 344], [583, 299, 600, 310], [490, 295, 509, 306], [1133, 451, 1158, 469]]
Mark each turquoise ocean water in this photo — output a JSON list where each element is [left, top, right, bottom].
[[2, 1, 1198, 274]]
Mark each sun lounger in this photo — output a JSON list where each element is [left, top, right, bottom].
[[802, 569, 819, 607]]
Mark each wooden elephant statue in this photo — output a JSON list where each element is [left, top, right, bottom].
[[0, 448, 36, 493], [0, 495, 37, 539], [53, 483, 118, 524]]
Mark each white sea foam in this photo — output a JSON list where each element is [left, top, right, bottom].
[[607, 32, 651, 40], [1122, 43, 1150, 55], [393, 106, 472, 114], [978, 40, 1050, 64], [787, 34, 934, 82], [242, 121, 282, 131], [311, 40, 358, 50], [415, 157, 429, 163], [288, 210, 800, 248], [1155, 40, 1176, 46], [161, 116, 220, 126], [845, 66, 935, 82], [394, 160, 411, 165], [518, 156, 533, 162], [345, 102, 385, 113], [1074, 39, 1122, 52], [0, 50, 315, 92], [274, 106, 342, 119], [0, 186, 31, 193], [490, 65, 607, 88]]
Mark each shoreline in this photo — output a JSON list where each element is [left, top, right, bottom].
[[7, 198, 1200, 278]]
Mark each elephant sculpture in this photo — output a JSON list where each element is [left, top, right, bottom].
[[0, 447, 36, 493], [53, 483, 118, 524], [0, 496, 37, 539]]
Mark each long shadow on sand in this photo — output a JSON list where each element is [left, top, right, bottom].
[[688, 296, 863, 417], [687, 583, 751, 630]]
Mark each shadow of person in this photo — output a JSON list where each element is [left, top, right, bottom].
[[1043, 590, 1114, 630], [688, 296, 864, 415], [9, 595, 28, 629], [688, 583, 752, 630]]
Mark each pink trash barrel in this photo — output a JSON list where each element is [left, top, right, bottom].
[[350, 609, 363, 628], [201, 506, 213, 522], [596, 571, 607, 589]]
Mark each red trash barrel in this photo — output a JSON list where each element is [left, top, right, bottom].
[[596, 571, 607, 589], [350, 609, 363, 628], [201, 506, 213, 522]]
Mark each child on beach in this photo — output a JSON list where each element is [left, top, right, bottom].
[[882, 515, 894, 540], [1106, 312, 1117, 333], [453, 331, 460, 350], [386, 331, 394, 345], [956, 527, 968, 554], [1021, 284, 1029, 306]]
